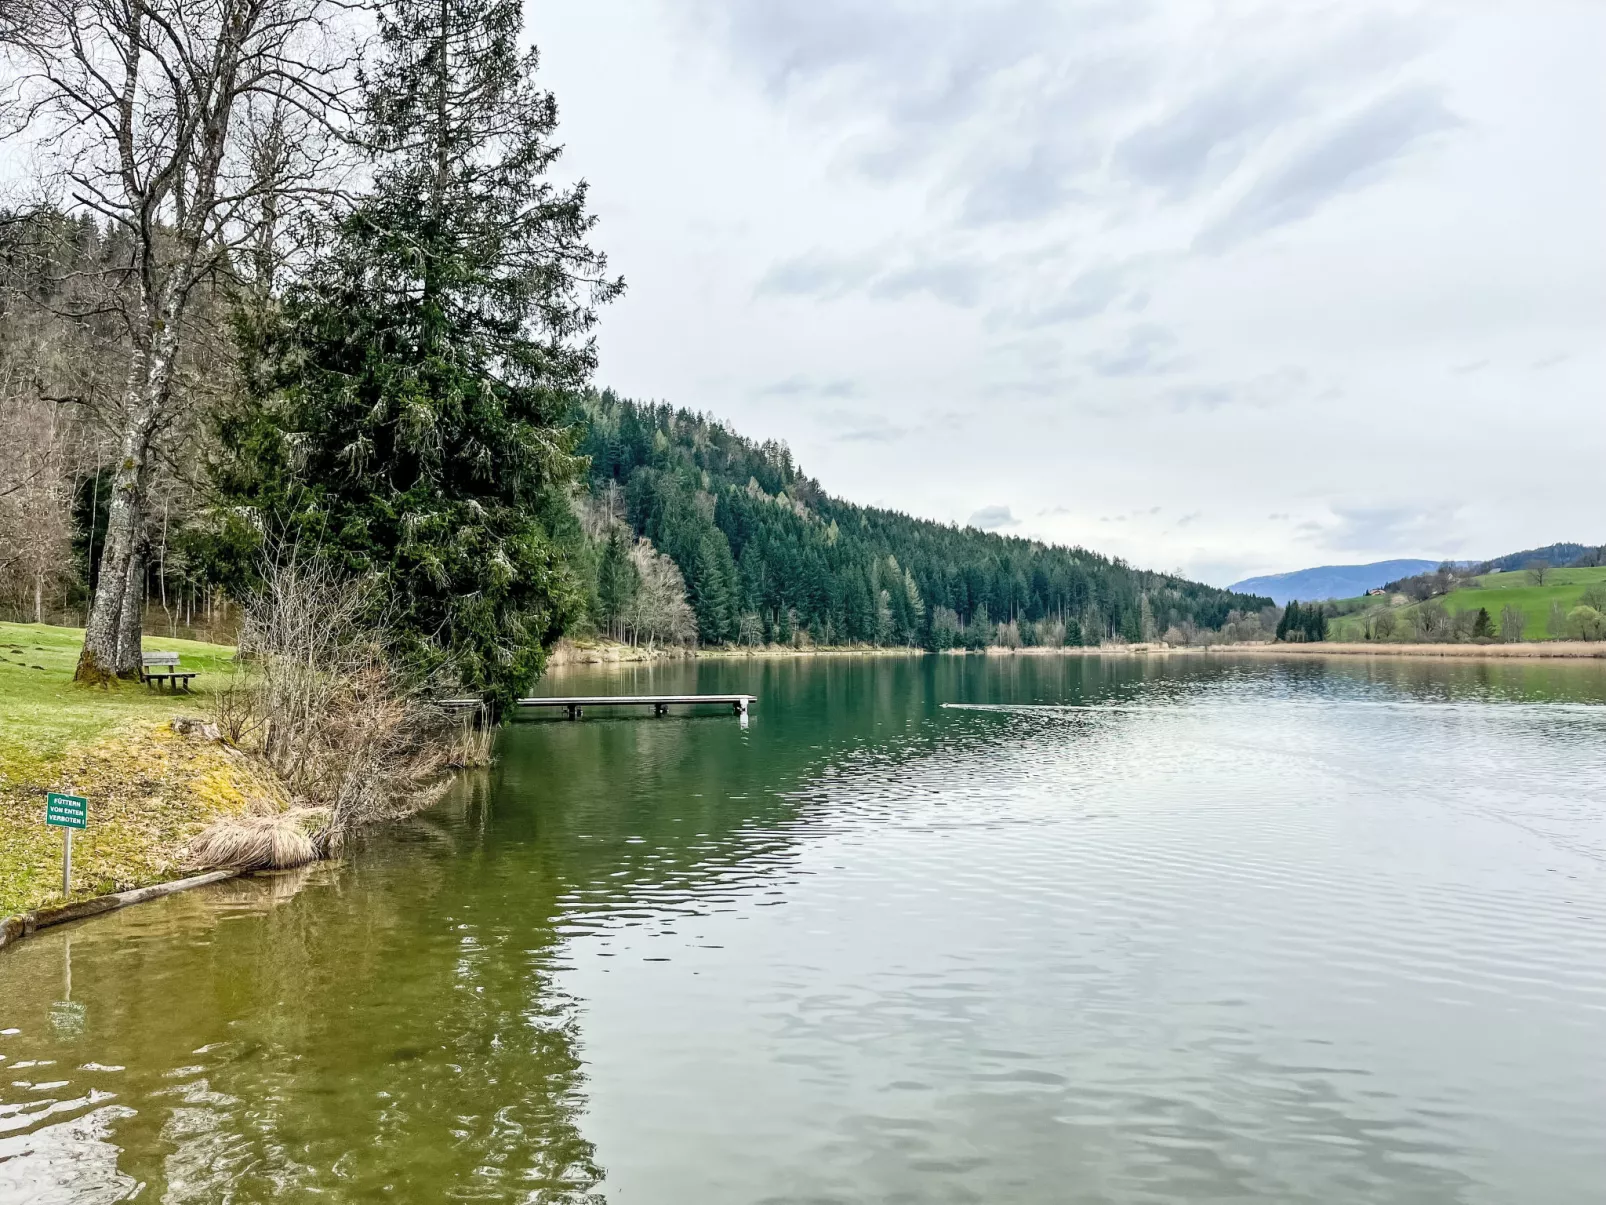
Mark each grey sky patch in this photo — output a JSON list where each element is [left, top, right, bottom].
[[757, 246, 989, 308], [1197, 86, 1461, 251], [1531, 352, 1570, 370], [816, 407, 908, 444], [1114, 70, 1308, 198], [1166, 384, 1234, 411], [1313, 505, 1466, 555], [1087, 325, 1182, 377], [1000, 260, 1140, 329], [959, 136, 1098, 226], [869, 259, 986, 307], [755, 251, 879, 299], [969, 504, 1020, 530], [699, 0, 1135, 189], [835, 424, 909, 444], [760, 374, 858, 398], [1450, 359, 1489, 375]]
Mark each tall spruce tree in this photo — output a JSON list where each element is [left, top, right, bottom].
[[222, 0, 621, 704]]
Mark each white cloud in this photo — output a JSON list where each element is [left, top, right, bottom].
[[530, 0, 1606, 586], [968, 505, 1019, 530]]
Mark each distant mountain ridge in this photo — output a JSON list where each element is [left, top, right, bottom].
[[1230, 560, 1440, 605]]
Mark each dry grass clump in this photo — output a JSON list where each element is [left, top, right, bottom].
[[186, 809, 328, 871]]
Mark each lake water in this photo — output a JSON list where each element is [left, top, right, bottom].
[[3, 654, 1605, 1203]]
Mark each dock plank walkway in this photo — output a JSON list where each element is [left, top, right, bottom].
[[521, 694, 754, 718], [441, 694, 755, 718]]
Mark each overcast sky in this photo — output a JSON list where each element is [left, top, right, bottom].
[[530, 1, 1602, 586]]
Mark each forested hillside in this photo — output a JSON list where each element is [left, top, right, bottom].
[[570, 392, 1271, 650], [0, 0, 1270, 708]]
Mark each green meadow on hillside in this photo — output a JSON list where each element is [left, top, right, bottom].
[[1326, 567, 1606, 641]]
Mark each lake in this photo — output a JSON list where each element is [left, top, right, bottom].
[[3, 653, 1605, 1203]]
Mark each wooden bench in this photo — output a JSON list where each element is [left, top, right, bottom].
[[141, 651, 198, 693]]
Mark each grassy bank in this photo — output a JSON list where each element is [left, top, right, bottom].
[[1215, 640, 1606, 659], [0, 622, 285, 918], [1327, 567, 1606, 643]]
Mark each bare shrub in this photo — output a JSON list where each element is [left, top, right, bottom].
[[215, 554, 463, 846]]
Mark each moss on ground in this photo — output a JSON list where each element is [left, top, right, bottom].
[[0, 622, 284, 917]]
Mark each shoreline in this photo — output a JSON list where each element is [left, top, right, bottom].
[[551, 638, 1606, 666], [0, 868, 239, 953], [1197, 641, 1606, 660]]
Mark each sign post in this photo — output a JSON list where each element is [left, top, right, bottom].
[[46, 793, 88, 897]]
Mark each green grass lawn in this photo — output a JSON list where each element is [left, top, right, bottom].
[[0, 623, 268, 918], [0, 622, 239, 780], [1326, 567, 1606, 641]]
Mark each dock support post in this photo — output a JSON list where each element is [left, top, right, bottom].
[[567, 704, 582, 721], [654, 703, 667, 716], [732, 699, 748, 717]]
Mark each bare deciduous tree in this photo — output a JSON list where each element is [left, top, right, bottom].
[[1, 0, 353, 681], [1546, 600, 1568, 639], [0, 393, 75, 619], [624, 538, 697, 649], [1499, 604, 1526, 643]]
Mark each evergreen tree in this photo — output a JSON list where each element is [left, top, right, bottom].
[[1277, 601, 1299, 641], [596, 527, 638, 639], [219, 0, 620, 705], [690, 534, 735, 643]]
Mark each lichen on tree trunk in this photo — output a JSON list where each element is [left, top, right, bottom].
[[75, 346, 165, 685], [75, 482, 148, 684]]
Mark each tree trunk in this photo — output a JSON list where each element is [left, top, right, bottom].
[[74, 293, 181, 684], [34, 575, 43, 624], [76, 471, 149, 682]]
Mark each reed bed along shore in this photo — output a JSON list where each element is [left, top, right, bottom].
[[1201, 641, 1606, 659]]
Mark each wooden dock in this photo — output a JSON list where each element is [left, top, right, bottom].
[[515, 694, 755, 719]]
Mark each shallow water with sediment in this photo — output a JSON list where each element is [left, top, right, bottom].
[[3, 654, 1605, 1202]]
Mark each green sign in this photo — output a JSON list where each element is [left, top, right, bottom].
[[46, 793, 87, 830]]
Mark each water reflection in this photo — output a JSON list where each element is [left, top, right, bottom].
[[2, 653, 1604, 1203]]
